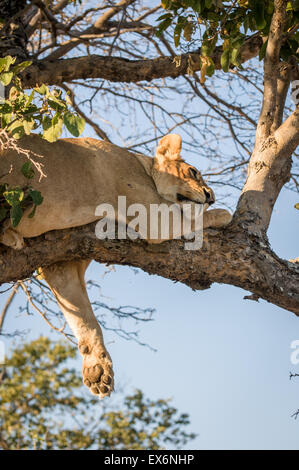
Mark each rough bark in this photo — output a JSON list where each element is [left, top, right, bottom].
[[21, 34, 263, 88], [0, 0, 29, 60], [235, 115, 299, 235], [1, 221, 299, 315], [235, 0, 299, 236]]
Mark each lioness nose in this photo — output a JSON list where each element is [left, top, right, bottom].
[[203, 188, 215, 205]]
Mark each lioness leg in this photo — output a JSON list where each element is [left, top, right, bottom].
[[203, 209, 232, 229], [40, 260, 114, 398]]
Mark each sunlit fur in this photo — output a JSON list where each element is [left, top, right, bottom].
[[152, 134, 215, 207]]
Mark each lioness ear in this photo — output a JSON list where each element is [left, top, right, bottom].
[[155, 134, 182, 162]]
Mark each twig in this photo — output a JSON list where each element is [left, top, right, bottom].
[[0, 283, 19, 334]]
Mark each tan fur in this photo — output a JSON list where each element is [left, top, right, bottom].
[[0, 133, 232, 398], [151, 134, 215, 205]]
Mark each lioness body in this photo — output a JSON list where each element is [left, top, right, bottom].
[[1, 135, 164, 239], [0, 133, 232, 398]]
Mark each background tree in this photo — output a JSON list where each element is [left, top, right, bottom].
[[0, 2, 298, 316], [0, 337, 195, 450]]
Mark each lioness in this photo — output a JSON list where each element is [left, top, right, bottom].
[[0, 133, 231, 398]]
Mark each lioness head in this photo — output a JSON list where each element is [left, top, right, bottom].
[[151, 134, 215, 206]]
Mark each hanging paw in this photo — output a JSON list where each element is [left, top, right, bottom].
[[80, 341, 114, 398]]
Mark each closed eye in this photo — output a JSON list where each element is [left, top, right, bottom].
[[188, 167, 198, 179]]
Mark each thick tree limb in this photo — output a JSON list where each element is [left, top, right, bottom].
[[235, 134, 294, 235], [0, 222, 298, 315], [275, 109, 299, 155], [21, 34, 263, 88], [255, 0, 287, 148], [271, 62, 292, 132], [234, 1, 298, 236], [236, 91, 299, 236]]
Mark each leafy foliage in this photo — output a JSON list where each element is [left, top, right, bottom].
[[0, 55, 85, 228], [0, 56, 85, 142], [0, 176, 43, 228], [157, 0, 299, 82], [0, 338, 196, 450]]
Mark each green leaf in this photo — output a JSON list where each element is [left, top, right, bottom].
[[156, 13, 173, 21], [231, 47, 241, 66], [28, 205, 37, 218], [48, 95, 67, 112], [23, 117, 35, 135], [8, 120, 25, 139], [34, 84, 48, 95], [254, 2, 267, 30], [0, 102, 12, 114], [4, 188, 24, 206], [63, 112, 85, 137], [201, 35, 218, 56], [0, 56, 16, 73], [174, 23, 183, 47], [9, 86, 20, 101], [42, 114, 63, 142], [1, 113, 11, 128], [221, 49, 230, 72], [10, 204, 23, 227], [183, 23, 194, 42], [205, 0, 213, 8], [206, 58, 215, 77], [259, 39, 268, 61], [156, 17, 172, 37], [0, 71, 13, 86], [12, 61, 32, 74], [21, 161, 35, 179], [193, 1, 202, 13], [29, 189, 43, 206]]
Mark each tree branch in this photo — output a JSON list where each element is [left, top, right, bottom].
[[0, 283, 19, 334], [0, 221, 298, 315], [234, 1, 298, 235], [271, 61, 292, 132], [274, 108, 299, 154], [44, 0, 137, 61], [21, 34, 263, 88], [255, 0, 287, 148]]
